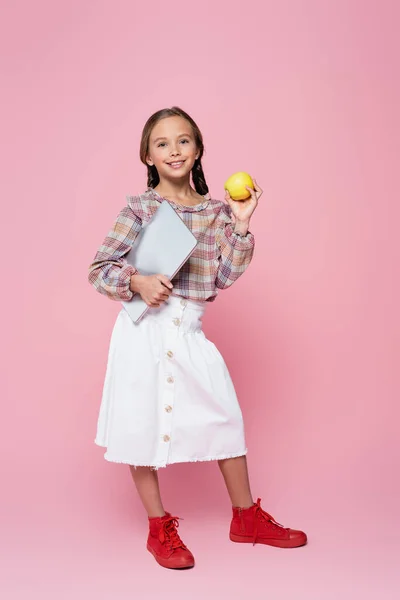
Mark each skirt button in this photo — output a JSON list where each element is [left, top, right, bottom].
[[163, 434, 170, 442]]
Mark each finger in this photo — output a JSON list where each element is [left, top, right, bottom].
[[156, 274, 173, 289], [158, 284, 172, 296], [253, 179, 262, 192], [245, 185, 257, 200], [253, 179, 263, 198], [225, 188, 240, 205], [225, 189, 233, 203]]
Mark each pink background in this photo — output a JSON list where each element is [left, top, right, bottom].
[[2, 1, 399, 598]]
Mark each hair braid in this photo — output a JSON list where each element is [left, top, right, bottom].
[[191, 159, 209, 196], [147, 165, 159, 189]]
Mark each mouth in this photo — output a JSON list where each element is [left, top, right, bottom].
[[167, 160, 186, 169]]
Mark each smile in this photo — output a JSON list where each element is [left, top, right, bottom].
[[167, 160, 186, 169]]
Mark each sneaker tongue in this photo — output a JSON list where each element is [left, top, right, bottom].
[[159, 518, 183, 548], [158, 529, 165, 543], [166, 523, 181, 544]]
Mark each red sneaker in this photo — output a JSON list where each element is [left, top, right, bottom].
[[147, 512, 195, 569], [230, 498, 307, 548]]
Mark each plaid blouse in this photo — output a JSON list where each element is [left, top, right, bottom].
[[88, 187, 255, 303]]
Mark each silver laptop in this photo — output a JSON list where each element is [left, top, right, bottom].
[[122, 200, 198, 323]]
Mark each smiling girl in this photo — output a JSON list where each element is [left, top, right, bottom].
[[88, 106, 307, 569]]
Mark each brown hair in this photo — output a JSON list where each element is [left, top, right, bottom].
[[139, 106, 209, 195]]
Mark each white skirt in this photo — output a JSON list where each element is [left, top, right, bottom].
[[95, 295, 247, 469]]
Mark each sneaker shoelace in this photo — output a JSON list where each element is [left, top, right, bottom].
[[158, 515, 187, 551], [252, 498, 288, 545]]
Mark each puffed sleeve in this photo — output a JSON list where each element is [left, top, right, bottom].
[[88, 203, 142, 301], [215, 202, 255, 289]]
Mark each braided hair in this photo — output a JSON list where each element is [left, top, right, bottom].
[[140, 106, 209, 196]]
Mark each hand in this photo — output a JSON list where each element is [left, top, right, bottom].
[[130, 274, 173, 307], [224, 177, 263, 224]]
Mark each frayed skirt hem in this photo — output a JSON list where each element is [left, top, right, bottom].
[[95, 439, 248, 470]]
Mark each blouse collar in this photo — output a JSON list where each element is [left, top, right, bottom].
[[146, 187, 210, 212]]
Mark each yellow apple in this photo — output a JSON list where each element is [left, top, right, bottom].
[[224, 171, 254, 201]]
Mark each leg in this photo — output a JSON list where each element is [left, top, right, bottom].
[[218, 455, 254, 508], [129, 466, 166, 517], [220, 458, 308, 548], [130, 466, 195, 569]]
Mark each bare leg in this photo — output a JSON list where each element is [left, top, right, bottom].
[[218, 455, 254, 508], [129, 466, 166, 518]]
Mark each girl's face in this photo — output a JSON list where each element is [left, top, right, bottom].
[[146, 116, 200, 183]]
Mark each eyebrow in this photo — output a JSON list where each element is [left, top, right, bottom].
[[153, 133, 192, 143]]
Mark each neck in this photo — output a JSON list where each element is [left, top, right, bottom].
[[154, 178, 200, 202]]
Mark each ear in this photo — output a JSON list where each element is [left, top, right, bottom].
[[195, 151, 200, 161], [146, 155, 154, 166]]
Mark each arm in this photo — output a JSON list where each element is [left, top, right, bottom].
[[88, 205, 142, 301], [215, 204, 255, 290]]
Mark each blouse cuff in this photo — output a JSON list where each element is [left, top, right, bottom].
[[118, 263, 139, 301], [224, 223, 255, 250]]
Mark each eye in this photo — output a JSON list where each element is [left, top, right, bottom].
[[180, 139, 189, 144], [158, 142, 167, 147]]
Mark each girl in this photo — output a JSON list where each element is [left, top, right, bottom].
[[88, 107, 307, 569]]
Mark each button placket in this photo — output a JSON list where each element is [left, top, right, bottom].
[[159, 299, 189, 463], [172, 298, 187, 329], [159, 316, 180, 461]]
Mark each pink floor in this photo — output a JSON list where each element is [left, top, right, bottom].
[[4, 460, 399, 600]]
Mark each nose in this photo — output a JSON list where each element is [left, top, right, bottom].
[[170, 144, 181, 156]]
